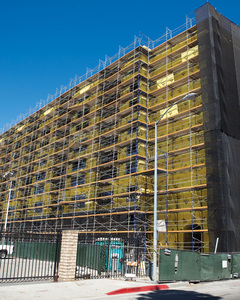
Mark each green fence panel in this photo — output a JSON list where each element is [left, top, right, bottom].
[[179, 251, 200, 281], [14, 242, 35, 258], [159, 249, 231, 282], [232, 254, 240, 277], [14, 242, 57, 262], [76, 244, 107, 275], [159, 249, 177, 281], [200, 255, 215, 281], [213, 255, 222, 280], [217, 254, 231, 280], [159, 249, 200, 281], [200, 254, 231, 281], [200, 254, 225, 281]]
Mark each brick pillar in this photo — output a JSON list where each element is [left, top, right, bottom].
[[58, 230, 78, 281]]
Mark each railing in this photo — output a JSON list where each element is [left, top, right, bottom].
[[0, 230, 61, 283], [75, 234, 152, 280]]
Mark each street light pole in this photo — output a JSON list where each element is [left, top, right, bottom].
[[152, 93, 197, 282], [4, 180, 13, 233], [2, 171, 15, 245]]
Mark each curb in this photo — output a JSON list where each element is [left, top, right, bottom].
[[106, 284, 169, 295]]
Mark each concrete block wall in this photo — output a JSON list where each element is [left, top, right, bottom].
[[58, 230, 78, 281]]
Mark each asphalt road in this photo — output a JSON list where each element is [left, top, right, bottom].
[[102, 280, 240, 300]]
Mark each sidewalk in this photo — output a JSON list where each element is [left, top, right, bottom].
[[1, 277, 239, 300], [0, 278, 172, 300]]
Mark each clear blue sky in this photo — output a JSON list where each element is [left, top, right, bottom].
[[0, 0, 239, 131]]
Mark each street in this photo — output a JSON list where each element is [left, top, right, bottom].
[[102, 280, 240, 300]]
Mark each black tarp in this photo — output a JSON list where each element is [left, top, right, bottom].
[[195, 3, 240, 252]]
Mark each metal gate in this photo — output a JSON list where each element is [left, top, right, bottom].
[[0, 230, 61, 283], [75, 234, 151, 280]]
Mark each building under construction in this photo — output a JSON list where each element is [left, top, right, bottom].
[[1, 3, 240, 253]]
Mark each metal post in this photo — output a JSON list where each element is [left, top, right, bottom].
[[1, 171, 15, 246], [152, 93, 197, 282], [153, 121, 158, 282], [53, 230, 61, 282], [166, 152, 169, 246], [3, 181, 12, 233], [214, 237, 219, 254]]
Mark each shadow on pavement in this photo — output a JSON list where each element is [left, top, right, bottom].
[[136, 289, 222, 300]]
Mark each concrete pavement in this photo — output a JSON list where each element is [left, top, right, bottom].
[[0, 278, 161, 300], [1, 278, 240, 300]]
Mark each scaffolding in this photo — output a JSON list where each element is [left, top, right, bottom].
[[0, 18, 208, 253]]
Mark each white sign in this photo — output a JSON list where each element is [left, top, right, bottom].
[[222, 260, 228, 269], [157, 220, 166, 232]]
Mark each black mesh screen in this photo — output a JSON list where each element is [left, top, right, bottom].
[[195, 3, 240, 252]]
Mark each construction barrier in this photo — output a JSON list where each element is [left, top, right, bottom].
[[231, 254, 240, 277], [76, 244, 107, 276], [159, 249, 235, 282]]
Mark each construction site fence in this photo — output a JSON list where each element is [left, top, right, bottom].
[[76, 234, 151, 280], [0, 230, 61, 283], [159, 248, 240, 282]]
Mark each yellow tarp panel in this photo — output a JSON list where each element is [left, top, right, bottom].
[[156, 73, 174, 89], [74, 83, 93, 97], [44, 107, 54, 116], [181, 46, 199, 62], [16, 125, 25, 132]]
